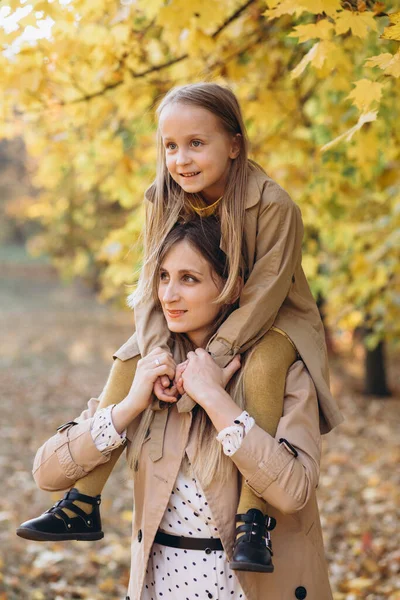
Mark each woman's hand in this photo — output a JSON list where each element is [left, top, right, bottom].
[[130, 348, 177, 412], [174, 360, 189, 396], [153, 351, 179, 402], [181, 349, 241, 408], [112, 348, 177, 434]]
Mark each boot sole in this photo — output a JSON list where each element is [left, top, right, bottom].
[[229, 561, 274, 573], [16, 527, 104, 542]]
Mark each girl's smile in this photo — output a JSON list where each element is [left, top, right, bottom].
[[159, 103, 240, 202]]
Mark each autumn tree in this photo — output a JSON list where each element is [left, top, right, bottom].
[[0, 1, 399, 388]]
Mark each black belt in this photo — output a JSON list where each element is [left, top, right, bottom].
[[155, 530, 223, 553]]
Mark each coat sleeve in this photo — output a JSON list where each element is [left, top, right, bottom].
[[230, 361, 321, 514], [134, 298, 171, 358], [32, 398, 109, 492], [207, 183, 303, 364], [32, 356, 142, 492]]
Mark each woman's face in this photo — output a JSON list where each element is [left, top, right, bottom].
[[158, 239, 224, 348]]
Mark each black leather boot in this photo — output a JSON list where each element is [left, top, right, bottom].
[[229, 508, 276, 572], [16, 488, 104, 542]]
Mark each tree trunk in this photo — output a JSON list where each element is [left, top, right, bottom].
[[364, 339, 391, 397]]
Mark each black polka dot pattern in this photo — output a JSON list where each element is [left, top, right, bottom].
[[90, 404, 126, 453], [141, 463, 245, 599]]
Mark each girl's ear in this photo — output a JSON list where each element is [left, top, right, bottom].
[[229, 134, 242, 159]]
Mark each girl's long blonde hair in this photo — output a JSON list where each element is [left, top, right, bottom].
[[128, 217, 254, 488], [129, 82, 263, 310]]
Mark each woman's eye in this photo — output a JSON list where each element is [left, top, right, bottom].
[[183, 274, 197, 283], [191, 140, 202, 147], [159, 272, 169, 281]]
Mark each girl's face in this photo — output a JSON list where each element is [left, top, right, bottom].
[[159, 102, 240, 202], [158, 239, 225, 348]]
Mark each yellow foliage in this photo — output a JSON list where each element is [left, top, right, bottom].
[[347, 79, 384, 112], [381, 10, 400, 41], [299, 0, 341, 16], [321, 111, 378, 152], [366, 50, 400, 77], [335, 11, 378, 38], [289, 21, 334, 42], [0, 0, 398, 344]]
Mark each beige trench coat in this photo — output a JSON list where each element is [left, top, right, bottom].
[[33, 336, 334, 600], [135, 166, 343, 434]]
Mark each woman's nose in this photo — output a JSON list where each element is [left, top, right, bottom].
[[163, 282, 180, 303]]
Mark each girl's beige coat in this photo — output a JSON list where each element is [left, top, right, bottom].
[[135, 167, 343, 435], [33, 342, 334, 600]]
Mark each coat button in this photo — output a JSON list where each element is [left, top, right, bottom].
[[295, 586, 307, 599], [205, 547, 212, 554], [137, 529, 142, 542], [126, 597, 130, 600]]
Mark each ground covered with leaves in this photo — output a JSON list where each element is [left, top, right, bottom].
[[0, 264, 399, 600]]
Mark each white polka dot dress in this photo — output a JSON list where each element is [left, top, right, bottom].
[[141, 464, 246, 600]]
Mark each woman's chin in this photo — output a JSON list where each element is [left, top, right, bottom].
[[166, 321, 187, 333]]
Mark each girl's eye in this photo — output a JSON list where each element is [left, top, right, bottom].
[[166, 142, 177, 150], [159, 271, 169, 281], [191, 140, 202, 148]]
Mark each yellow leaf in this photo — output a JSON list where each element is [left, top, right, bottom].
[[289, 20, 334, 42], [291, 41, 334, 78], [158, 0, 225, 34], [365, 52, 394, 69], [367, 49, 400, 78], [136, 0, 164, 20], [381, 10, 400, 41], [122, 510, 133, 522], [184, 28, 216, 59], [347, 79, 383, 111], [321, 110, 378, 151], [383, 50, 400, 77], [263, 0, 299, 19], [299, 0, 341, 16], [335, 11, 378, 38], [345, 577, 374, 591]]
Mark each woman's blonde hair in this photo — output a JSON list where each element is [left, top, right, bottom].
[[128, 216, 252, 488], [130, 81, 265, 310]]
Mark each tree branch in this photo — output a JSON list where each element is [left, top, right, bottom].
[[63, 0, 258, 105]]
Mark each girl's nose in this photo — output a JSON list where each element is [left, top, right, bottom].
[[176, 149, 190, 166]]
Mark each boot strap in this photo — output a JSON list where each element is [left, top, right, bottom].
[[45, 488, 100, 526], [235, 513, 276, 531]]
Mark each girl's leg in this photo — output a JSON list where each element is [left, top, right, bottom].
[[231, 329, 297, 571], [237, 329, 297, 516], [63, 355, 140, 518]]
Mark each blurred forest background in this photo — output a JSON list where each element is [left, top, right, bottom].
[[0, 0, 399, 599]]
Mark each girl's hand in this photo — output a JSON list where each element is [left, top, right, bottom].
[[174, 360, 189, 396], [154, 377, 178, 402], [128, 348, 177, 413], [181, 349, 241, 408]]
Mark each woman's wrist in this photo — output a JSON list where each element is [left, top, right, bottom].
[[111, 393, 145, 434], [200, 387, 243, 433]]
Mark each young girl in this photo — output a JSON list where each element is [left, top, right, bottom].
[[17, 83, 343, 573], [20, 217, 334, 600]]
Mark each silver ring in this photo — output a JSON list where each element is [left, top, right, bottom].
[[154, 358, 161, 366]]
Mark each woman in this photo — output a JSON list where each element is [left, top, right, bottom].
[[22, 217, 334, 600]]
